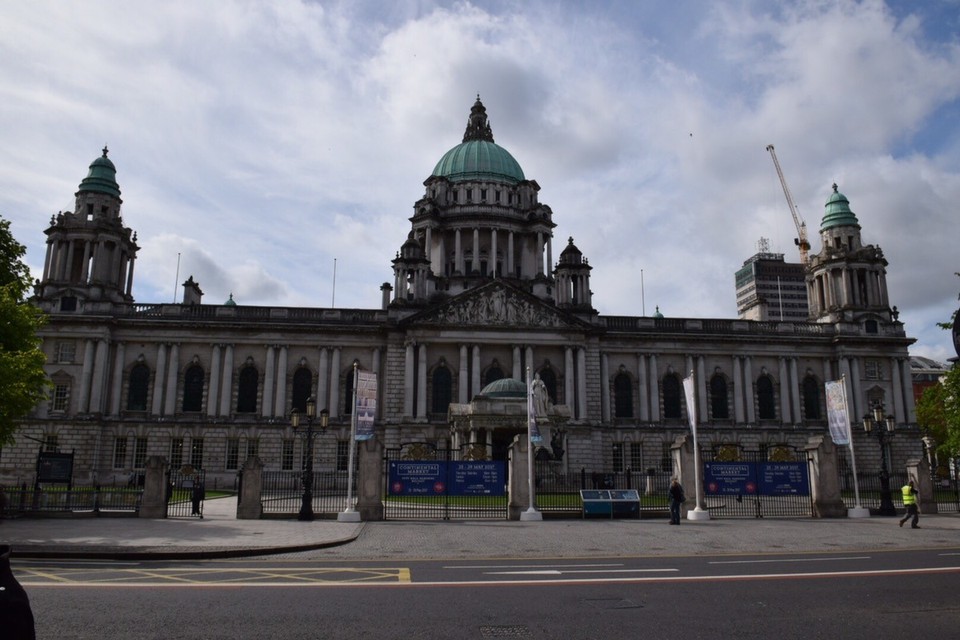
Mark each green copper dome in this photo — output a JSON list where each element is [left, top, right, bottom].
[[77, 146, 121, 197], [432, 98, 525, 184], [820, 183, 860, 231], [480, 377, 526, 398]]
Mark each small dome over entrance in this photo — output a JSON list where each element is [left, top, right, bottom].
[[480, 377, 526, 398]]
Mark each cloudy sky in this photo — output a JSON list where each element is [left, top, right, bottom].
[[1, 0, 958, 362]]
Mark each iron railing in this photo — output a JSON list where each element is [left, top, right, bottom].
[[534, 465, 672, 516], [260, 470, 355, 516], [0, 483, 142, 516]]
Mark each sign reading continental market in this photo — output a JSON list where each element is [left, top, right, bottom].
[[704, 462, 808, 496], [388, 460, 505, 496]]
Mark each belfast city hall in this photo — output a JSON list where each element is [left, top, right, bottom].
[[3, 98, 918, 500]]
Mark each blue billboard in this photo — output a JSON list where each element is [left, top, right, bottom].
[[704, 461, 808, 496], [388, 460, 505, 497]]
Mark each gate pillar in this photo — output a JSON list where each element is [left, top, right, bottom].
[[804, 435, 846, 518], [236, 456, 263, 520], [507, 434, 532, 520], [357, 437, 384, 521], [671, 435, 696, 514], [139, 455, 168, 519], [906, 457, 938, 515]]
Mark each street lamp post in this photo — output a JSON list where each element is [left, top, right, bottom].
[[291, 397, 328, 522], [862, 403, 897, 517]]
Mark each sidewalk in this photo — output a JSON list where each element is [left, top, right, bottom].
[[2, 497, 958, 560]]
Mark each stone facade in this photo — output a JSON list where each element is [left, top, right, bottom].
[[3, 100, 920, 491]]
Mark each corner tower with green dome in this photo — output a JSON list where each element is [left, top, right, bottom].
[[389, 97, 588, 309], [805, 184, 895, 325], [35, 147, 139, 312]]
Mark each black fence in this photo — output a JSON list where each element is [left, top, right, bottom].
[[260, 469, 355, 517], [0, 482, 142, 517], [534, 463, 672, 516], [383, 442, 508, 520], [166, 469, 206, 518], [699, 448, 814, 519]]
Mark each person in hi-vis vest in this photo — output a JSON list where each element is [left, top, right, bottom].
[[899, 480, 920, 529]]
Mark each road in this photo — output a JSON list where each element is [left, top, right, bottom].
[[17, 548, 960, 639]]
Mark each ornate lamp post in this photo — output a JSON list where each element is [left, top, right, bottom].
[[862, 403, 896, 516], [291, 397, 328, 522]]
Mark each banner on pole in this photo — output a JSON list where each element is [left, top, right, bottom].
[[355, 371, 377, 441], [824, 379, 850, 446], [682, 373, 697, 438]]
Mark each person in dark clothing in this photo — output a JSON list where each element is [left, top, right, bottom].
[[0, 545, 36, 640], [668, 477, 685, 525], [899, 479, 920, 529], [191, 477, 204, 517]]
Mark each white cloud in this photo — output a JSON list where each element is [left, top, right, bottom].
[[0, 0, 957, 361]]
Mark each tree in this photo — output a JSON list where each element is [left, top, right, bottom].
[[916, 369, 960, 471], [0, 216, 48, 444]]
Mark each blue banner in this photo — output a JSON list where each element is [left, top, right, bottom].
[[759, 462, 809, 495], [704, 462, 757, 495], [388, 460, 506, 496], [704, 461, 809, 496]]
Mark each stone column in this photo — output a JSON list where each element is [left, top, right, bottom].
[[356, 438, 385, 521], [507, 232, 515, 276], [329, 347, 341, 419], [671, 434, 697, 514], [207, 344, 221, 417], [78, 339, 95, 413], [512, 345, 522, 380], [804, 435, 847, 517], [471, 345, 481, 398], [417, 343, 428, 419], [564, 347, 575, 410], [600, 353, 610, 423], [472, 227, 480, 273], [779, 357, 790, 425], [891, 357, 904, 423], [109, 342, 125, 416], [139, 455, 169, 519], [490, 229, 498, 276], [906, 457, 937, 515], [262, 345, 275, 418], [404, 343, 414, 417], [316, 348, 329, 411], [637, 354, 649, 422], [744, 356, 755, 424], [455, 228, 463, 273], [507, 433, 532, 520], [789, 357, 801, 425], [733, 356, 744, 423], [236, 456, 264, 520], [648, 354, 660, 422], [163, 343, 179, 416], [901, 359, 916, 423], [152, 343, 167, 415], [219, 344, 234, 416], [458, 345, 469, 403], [274, 346, 288, 417], [576, 347, 587, 421]]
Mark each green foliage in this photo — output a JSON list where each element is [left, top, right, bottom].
[[917, 366, 960, 462], [0, 216, 49, 444], [935, 272, 959, 331]]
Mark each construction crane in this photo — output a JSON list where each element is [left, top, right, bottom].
[[766, 144, 810, 265]]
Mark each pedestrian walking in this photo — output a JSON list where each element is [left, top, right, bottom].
[[899, 479, 920, 529], [668, 477, 685, 525], [191, 476, 204, 517]]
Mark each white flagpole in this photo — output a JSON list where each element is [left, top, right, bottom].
[[843, 375, 869, 518], [684, 370, 710, 521], [521, 367, 542, 521], [338, 363, 361, 522]]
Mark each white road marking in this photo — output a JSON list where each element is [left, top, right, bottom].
[[709, 556, 870, 565]]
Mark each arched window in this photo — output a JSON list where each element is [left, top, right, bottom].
[[483, 365, 504, 387], [663, 374, 682, 419], [710, 374, 729, 420], [291, 368, 313, 414], [432, 367, 453, 414], [127, 363, 150, 411], [802, 375, 821, 420], [614, 372, 633, 418], [757, 375, 776, 420], [538, 368, 558, 404], [182, 365, 204, 412], [236, 367, 258, 413]]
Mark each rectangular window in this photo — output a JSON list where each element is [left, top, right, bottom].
[[133, 437, 148, 469], [113, 437, 128, 469], [661, 443, 672, 473], [170, 438, 184, 469], [56, 341, 76, 363], [337, 441, 349, 472], [226, 438, 240, 471], [52, 384, 70, 412], [864, 360, 881, 380], [44, 435, 59, 452], [465, 188, 472, 202], [480, 188, 487, 202], [612, 443, 624, 474], [246, 439, 259, 461], [282, 439, 294, 471], [190, 438, 204, 469], [629, 442, 643, 472]]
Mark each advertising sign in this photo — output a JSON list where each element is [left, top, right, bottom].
[[36, 451, 74, 483], [704, 462, 756, 495], [448, 461, 505, 496], [388, 461, 444, 496], [355, 371, 377, 441], [759, 462, 809, 495]]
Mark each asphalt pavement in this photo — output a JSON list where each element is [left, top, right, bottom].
[[2, 496, 958, 560]]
